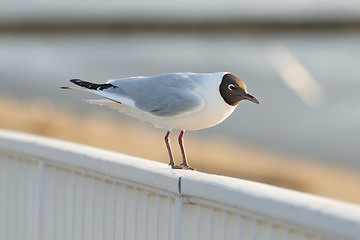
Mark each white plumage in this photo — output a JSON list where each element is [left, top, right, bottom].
[[63, 72, 259, 170], [85, 72, 236, 130]]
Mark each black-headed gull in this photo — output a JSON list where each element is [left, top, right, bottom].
[[62, 72, 259, 170]]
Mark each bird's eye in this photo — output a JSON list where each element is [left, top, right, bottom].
[[228, 84, 235, 91]]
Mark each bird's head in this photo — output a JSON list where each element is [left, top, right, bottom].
[[219, 73, 260, 106]]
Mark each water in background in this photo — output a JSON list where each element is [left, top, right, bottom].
[[1, 29, 359, 169]]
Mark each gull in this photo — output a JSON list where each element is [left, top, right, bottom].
[[62, 72, 259, 170]]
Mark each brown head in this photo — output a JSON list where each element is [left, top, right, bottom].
[[219, 73, 259, 106]]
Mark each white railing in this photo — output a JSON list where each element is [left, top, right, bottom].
[[0, 129, 360, 240]]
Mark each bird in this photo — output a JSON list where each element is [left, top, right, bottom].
[[62, 72, 259, 170]]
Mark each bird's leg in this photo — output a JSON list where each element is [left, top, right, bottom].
[[165, 131, 182, 169], [178, 130, 195, 170]]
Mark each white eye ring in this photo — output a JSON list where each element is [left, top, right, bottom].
[[228, 84, 235, 91]]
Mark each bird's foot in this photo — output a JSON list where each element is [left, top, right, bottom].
[[170, 164, 185, 169], [169, 163, 196, 170], [180, 163, 196, 171]]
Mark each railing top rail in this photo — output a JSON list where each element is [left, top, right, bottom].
[[1, 129, 359, 239]]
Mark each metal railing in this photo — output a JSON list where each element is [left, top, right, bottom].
[[0, 129, 360, 240]]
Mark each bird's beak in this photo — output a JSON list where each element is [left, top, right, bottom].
[[245, 93, 260, 104]]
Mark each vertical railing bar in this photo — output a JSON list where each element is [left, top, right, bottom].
[[81, 173, 86, 240], [14, 157, 20, 240], [134, 187, 139, 240], [102, 179, 107, 240], [31, 159, 39, 240], [209, 207, 214, 240], [144, 191, 149, 240], [71, 171, 77, 240], [174, 197, 182, 240], [91, 176, 95, 240], [0, 155, 3, 240], [37, 160, 46, 240], [8, 155, 14, 240], [122, 184, 127, 240], [168, 197, 173, 240], [197, 205, 201, 240], [112, 182, 117, 240], [22, 159, 29, 240], [52, 166, 57, 240], [2, 156, 9, 240], [252, 218, 258, 240], [223, 210, 228, 240], [156, 193, 161, 240], [62, 169, 68, 240]]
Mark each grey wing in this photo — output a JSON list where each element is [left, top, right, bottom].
[[135, 87, 204, 117], [108, 73, 205, 117]]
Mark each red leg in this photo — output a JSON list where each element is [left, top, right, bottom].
[[178, 130, 195, 170], [165, 131, 174, 167], [178, 130, 189, 167], [165, 131, 182, 169]]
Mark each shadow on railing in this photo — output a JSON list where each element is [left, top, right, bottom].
[[0, 129, 359, 240]]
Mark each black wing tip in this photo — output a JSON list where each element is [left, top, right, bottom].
[[69, 78, 116, 90], [69, 79, 93, 88], [61, 86, 70, 89], [70, 79, 83, 83]]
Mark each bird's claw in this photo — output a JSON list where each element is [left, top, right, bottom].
[[169, 163, 196, 170], [180, 163, 196, 171], [171, 164, 184, 169]]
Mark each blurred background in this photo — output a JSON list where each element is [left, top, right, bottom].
[[1, 0, 360, 203]]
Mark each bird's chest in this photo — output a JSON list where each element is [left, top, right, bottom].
[[169, 90, 236, 131], [190, 96, 236, 129]]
